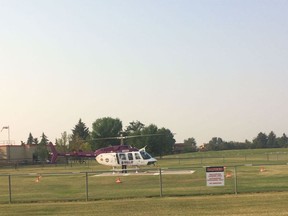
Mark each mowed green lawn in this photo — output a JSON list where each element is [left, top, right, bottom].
[[1, 192, 288, 216]]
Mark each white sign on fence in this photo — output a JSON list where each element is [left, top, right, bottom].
[[206, 166, 225, 186]]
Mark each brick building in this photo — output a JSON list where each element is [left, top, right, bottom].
[[0, 144, 37, 163]]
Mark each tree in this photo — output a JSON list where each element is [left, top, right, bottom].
[[33, 138, 39, 145], [252, 132, 268, 148], [69, 119, 90, 151], [35, 133, 49, 162], [126, 124, 175, 157], [140, 124, 162, 155], [184, 137, 198, 152], [91, 117, 123, 150], [124, 120, 145, 146], [55, 131, 70, 152], [27, 133, 34, 145], [71, 119, 90, 141], [70, 134, 92, 152], [125, 121, 145, 134], [206, 137, 224, 151], [278, 133, 288, 148], [267, 131, 278, 148], [39, 133, 49, 145], [157, 127, 175, 156]]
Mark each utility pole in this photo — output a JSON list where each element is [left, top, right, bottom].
[[1, 126, 10, 145]]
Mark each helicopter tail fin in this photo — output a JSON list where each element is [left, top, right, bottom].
[[139, 145, 147, 152], [48, 142, 58, 163]]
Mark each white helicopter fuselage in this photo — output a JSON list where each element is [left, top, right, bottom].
[[96, 149, 157, 167]]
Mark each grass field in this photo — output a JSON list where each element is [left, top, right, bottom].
[[1, 192, 288, 216], [1, 148, 288, 215], [2, 164, 288, 203]]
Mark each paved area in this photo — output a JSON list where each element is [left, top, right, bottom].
[[93, 169, 195, 176]]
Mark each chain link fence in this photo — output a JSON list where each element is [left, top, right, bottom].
[[1, 163, 288, 204]]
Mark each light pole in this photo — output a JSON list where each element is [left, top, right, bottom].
[[1, 126, 10, 145]]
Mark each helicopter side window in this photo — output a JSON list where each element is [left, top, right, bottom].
[[140, 150, 152, 160], [134, 153, 141, 160], [128, 153, 133, 160], [119, 153, 126, 160]]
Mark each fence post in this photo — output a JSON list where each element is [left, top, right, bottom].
[[85, 172, 89, 201], [233, 166, 238, 195], [159, 168, 163, 197], [8, 175, 12, 203]]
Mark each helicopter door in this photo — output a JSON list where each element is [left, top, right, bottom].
[[117, 153, 128, 166], [117, 153, 134, 166], [133, 152, 142, 165], [128, 153, 133, 160], [119, 153, 127, 165], [134, 152, 141, 160]]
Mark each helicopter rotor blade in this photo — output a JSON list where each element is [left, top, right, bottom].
[[122, 134, 163, 139], [91, 133, 163, 141]]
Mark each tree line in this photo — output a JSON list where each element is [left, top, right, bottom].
[[202, 131, 288, 151], [23, 117, 288, 162]]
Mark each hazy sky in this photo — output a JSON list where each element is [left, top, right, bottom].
[[0, 0, 287, 145]]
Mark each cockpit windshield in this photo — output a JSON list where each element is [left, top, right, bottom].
[[140, 150, 152, 160]]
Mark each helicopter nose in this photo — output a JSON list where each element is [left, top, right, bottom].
[[147, 158, 157, 165]]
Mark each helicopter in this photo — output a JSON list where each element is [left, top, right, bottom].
[[94, 144, 157, 172], [48, 134, 158, 172]]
